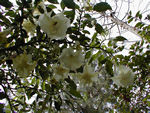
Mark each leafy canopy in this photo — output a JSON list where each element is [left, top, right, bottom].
[[0, 0, 149, 113]]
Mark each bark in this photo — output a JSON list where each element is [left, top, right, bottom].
[[107, 13, 142, 38]]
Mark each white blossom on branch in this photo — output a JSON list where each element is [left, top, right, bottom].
[[38, 12, 70, 40], [111, 65, 135, 87], [52, 64, 69, 80], [78, 64, 98, 86], [12, 52, 37, 77], [22, 19, 36, 36], [60, 48, 84, 70]]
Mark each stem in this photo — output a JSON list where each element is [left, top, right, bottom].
[[109, 13, 141, 38], [1, 84, 15, 113]]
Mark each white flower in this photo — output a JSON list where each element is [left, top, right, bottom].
[[33, 8, 41, 16], [60, 48, 84, 70], [12, 52, 37, 77], [78, 64, 98, 85], [22, 19, 36, 35], [111, 65, 135, 87], [52, 64, 69, 80], [38, 12, 70, 40]]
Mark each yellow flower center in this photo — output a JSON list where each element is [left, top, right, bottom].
[[55, 66, 67, 75], [53, 21, 58, 26], [81, 72, 93, 84]]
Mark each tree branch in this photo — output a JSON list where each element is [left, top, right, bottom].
[[1, 84, 15, 113], [108, 13, 142, 38]]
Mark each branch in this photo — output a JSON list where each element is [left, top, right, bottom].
[[1, 84, 15, 113], [108, 13, 142, 38]]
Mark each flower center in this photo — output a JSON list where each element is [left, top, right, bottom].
[[53, 21, 58, 26], [56, 67, 66, 75], [81, 73, 92, 84]]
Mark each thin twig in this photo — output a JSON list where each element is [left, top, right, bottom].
[[1, 84, 15, 113]]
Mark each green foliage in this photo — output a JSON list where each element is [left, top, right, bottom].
[[62, 0, 76, 9], [0, 92, 6, 99], [113, 36, 127, 41], [0, 13, 11, 26], [69, 89, 82, 99], [89, 51, 101, 63], [135, 11, 142, 20], [0, 0, 149, 113], [93, 2, 112, 12], [64, 10, 75, 23], [0, 0, 12, 8], [47, 0, 58, 4], [105, 60, 113, 76], [65, 77, 77, 90], [95, 23, 104, 34], [34, 0, 42, 6]]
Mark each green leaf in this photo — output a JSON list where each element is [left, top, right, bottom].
[[27, 0, 32, 3], [0, 14, 11, 25], [70, 35, 79, 41], [0, 92, 6, 99], [89, 51, 101, 63], [0, 0, 12, 8], [93, 2, 112, 12], [84, 13, 91, 18], [65, 78, 77, 90], [0, 104, 5, 113], [45, 84, 51, 92], [106, 48, 114, 53], [65, 99, 74, 108], [48, 4, 57, 9], [64, 10, 75, 23], [135, 11, 140, 18], [5, 10, 16, 17], [62, 0, 75, 9], [81, 19, 93, 28], [41, 81, 45, 90], [31, 77, 36, 84], [79, 34, 90, 44], [54, 101, 61, 111], [34, 0, 42, 6], [135, 22, 144, 28], [98, 55, 105, 66], [82, 30, 90, 34], [60, 1, 65, 10], [115, 55, 124, 59], [38, 65, 49, 81], [37, 5, 44, 14], [108, 40, 113, 47], [85, 51, 91, 59], [26, 89, 36, 99], [113, 36, 127, 41], [0, 104, 4, 109], [135, 11, 142, 19], [69, 89, 82, 99], [95, 23, 104, 34], [128, 17, 133, 23], [90, 32, 98, 46], [47, 0, 58, 4], [105, 60, 113, 76]]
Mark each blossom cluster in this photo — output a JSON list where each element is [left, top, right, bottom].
[[53, 47, 98, 86], [11, 2, 135, 89]]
